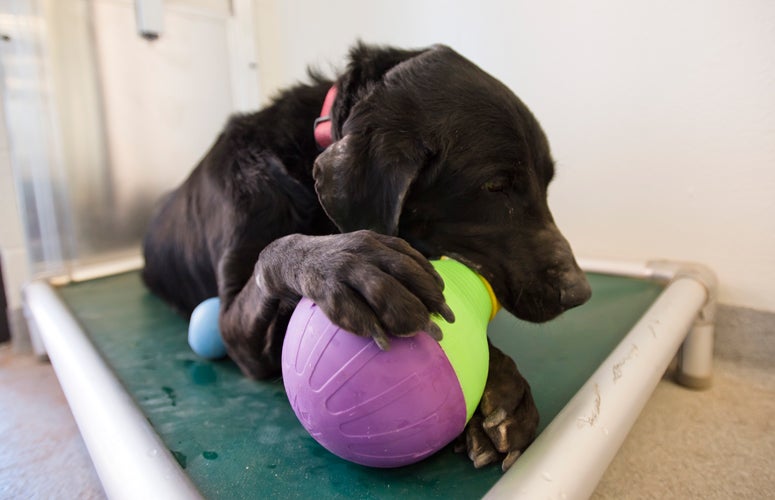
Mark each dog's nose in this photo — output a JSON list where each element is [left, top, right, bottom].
[[559, 276, 592, 310]]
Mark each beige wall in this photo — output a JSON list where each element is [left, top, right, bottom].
[[253, 0, 775, 312]]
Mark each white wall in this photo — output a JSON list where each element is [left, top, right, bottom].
[[89, 0, 238, 234], [253, 0, 775, 312], [0, 0, 259, 348]]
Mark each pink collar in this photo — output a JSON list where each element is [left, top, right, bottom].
[[314, 86, 337, 149]]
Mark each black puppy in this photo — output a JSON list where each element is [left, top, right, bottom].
[[142, 43, 591, 471]]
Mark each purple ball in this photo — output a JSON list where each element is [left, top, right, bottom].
[[282, 298, 467, 468]]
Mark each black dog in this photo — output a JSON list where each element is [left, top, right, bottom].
[[142, 43, 591, 471]]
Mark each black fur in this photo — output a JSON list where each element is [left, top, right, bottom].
[[142, 42, 591, 471]]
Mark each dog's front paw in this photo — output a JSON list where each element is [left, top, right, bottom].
[[457, 343, 539, 471], [256, 231, 454, 349]]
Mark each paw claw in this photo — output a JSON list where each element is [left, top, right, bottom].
[[502, 450, 521, 471], [426, 321, 443, 341], [373, 333, 390, 351], [483, 407, 508, 429], [439, 303, 455, 323], [470, 449, 499, 469]]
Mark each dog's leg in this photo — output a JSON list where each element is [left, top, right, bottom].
[[459, 343, 539, 471], [218, 230, 455, 379]]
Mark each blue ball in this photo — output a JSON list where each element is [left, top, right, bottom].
[[188, 297, 227, 359]]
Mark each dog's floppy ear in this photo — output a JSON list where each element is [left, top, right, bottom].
[[313, 43, 440, 235], [313, 128, 426, 235], [330, 43, 428, 133]]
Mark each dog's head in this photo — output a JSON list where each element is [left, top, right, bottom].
[[314, 43, 591, 323]]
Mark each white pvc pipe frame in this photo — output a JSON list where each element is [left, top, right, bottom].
[[23, 258, 717, 500], [23, 282, 203, 500], [485, 258, 717, 499]]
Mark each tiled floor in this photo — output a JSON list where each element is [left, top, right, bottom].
[[1, 305, 773, 499]]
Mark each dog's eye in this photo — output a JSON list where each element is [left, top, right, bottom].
[[482, 179, 507, 192]]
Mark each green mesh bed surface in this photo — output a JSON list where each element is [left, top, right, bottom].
[[56, 272, 662, 499]]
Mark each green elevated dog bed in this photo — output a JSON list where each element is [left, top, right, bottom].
[[24, 259, 715, 499]]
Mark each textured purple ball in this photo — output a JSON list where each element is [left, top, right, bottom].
[[282, 298, 467, 468]]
